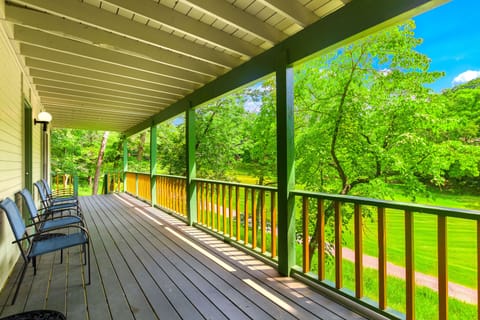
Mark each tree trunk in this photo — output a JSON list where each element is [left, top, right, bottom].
[[92, 131, 109, 195], [137, 132, 147, 161]]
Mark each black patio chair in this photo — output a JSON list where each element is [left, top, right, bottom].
[[0, 309, 66, 320], [41, 179, 78, 205], [17, 188, 84, 232], [0, 197, 90, 305], [34, 181, 82, 217]]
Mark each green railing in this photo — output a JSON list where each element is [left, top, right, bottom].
[[124, 171, 479, 319], [102, 172, 123, 194], [51, 173, 78, 196], [194, 178, 278, 260], [292, 190, 480, 320]]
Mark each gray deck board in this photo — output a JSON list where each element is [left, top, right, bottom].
[[0, 193, 367, 320]]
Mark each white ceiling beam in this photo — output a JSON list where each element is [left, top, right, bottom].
[[29, 69, 171, 101], [43, 101, 154, 117], [257, 0, 319, 27], [25, 58, 183, 99], [36, 86, 165, 108], [102, 0, 261, 58], [9, 0, 240, 68], [179, 0, 286, 44], [14, 25, 208, 87], [42, 97, 159, 115], [32, 78, 169, 105], [5, 4, 227, 77], [20, 44, 195, 94]]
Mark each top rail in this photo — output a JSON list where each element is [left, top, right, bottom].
[[292, 190, 480, 220], [193, 177, 277, 192]]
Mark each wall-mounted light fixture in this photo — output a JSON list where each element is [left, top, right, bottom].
[[34, 111, 52, 131]]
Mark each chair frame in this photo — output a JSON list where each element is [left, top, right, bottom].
[[0, 197, 90, 305], [17, 188, 84, 233], [34, 181, 81, 217]]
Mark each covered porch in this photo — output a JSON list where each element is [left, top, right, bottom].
[[0, 193, 368, 319]]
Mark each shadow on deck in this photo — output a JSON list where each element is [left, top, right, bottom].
[[0, 193, 367, 320]]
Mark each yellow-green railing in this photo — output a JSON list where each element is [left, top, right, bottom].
[[124, 171, 479, 319], [156, 175, 187, 217], [293, 190, 480, 320], [194, 178, 278, 260]]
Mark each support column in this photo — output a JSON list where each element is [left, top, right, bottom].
[[150, 125, 157, 206], [123, 137, 128, 192], [276, 52, 296, 276], [186, 103, 197, 225]]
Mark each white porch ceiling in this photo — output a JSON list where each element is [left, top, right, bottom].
[[2, 0, 444, 133]]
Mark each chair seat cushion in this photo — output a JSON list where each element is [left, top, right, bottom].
[[29, 232, 88, 258], [41, 216, 82, 231]]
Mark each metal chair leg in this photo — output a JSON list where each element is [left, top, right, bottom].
[[11, 262, 28, 305]]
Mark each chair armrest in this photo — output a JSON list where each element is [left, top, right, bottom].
[[12, 225, 89, 244]]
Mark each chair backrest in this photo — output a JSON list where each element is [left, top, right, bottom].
[[41, 179, 53, 199], [17, 189, 40, 222], [34, 181, 50, 208], [0, 198, 27, 242]]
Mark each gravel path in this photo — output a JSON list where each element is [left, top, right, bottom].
[[342, 248, 476, 304]]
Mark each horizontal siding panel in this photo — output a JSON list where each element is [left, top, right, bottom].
[[0, 22, 25, 292]]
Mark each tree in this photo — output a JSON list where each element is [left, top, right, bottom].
[[92, 131, 109, 195], [292, 20, 480, 260], [243, 81, 277, 186], [195, 94, 250, 179]]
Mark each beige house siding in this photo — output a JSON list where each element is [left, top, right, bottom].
[[0, 19, 44, 290]]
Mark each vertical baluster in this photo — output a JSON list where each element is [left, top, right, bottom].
[[378, 207, 387, 310], [158, 177, 162, 207], [302, 196, 310, 273], [229, 185, 233, 237], [477, 220, 480, 320], [252, 188, 257, 249], [207, 182, 211, 228], [317, 198, 325, 280], [174, 179, 177, 211], [216, 183, 221, 231], [196, 181, 201, 223], [405, 210, 415, 320], [205, 183, 208, 226], [223, 184, 227, 234], [335, 201, 342, 289], [438, 215, 448, 320], [210, 183, 215, 228], [354, 203, 363, 298], [244, 188, 249, 246], [271, 191, 277, 259], [236, 185, 240, 240], [261, 189, 266, 253], [202, 182, 206, 224]]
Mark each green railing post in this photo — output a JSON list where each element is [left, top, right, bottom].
[[135, 173, 139, 197], [73, 175, 79, 197], [186, 103, 197, 225], [123, 136, 128, 192], [276, 53, 296, 276], [103, 174, 108, 194], [150, 125, 157, 206]]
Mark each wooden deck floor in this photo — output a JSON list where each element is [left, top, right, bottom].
[[0, 193, 367, 320]]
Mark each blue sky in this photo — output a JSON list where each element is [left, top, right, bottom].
[[413, 0, 480, 91]]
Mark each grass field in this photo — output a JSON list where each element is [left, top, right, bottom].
[[340, 188, 479, 288]]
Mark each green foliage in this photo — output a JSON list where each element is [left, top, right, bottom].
[[51, 129, 123, 186], [156, 118, 186, 175], [194, 94, 250, 179]]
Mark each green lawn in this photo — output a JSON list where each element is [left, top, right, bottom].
[[341, 188, 479, 289], [332, 260, 477, 320]]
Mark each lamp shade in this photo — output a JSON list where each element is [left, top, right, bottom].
[[37, 111, 52, 122]]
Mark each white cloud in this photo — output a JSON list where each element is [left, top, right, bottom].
[[452, 70, 480, 85]]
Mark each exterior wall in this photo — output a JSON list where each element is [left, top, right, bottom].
[[0, 19, 44, 290]]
